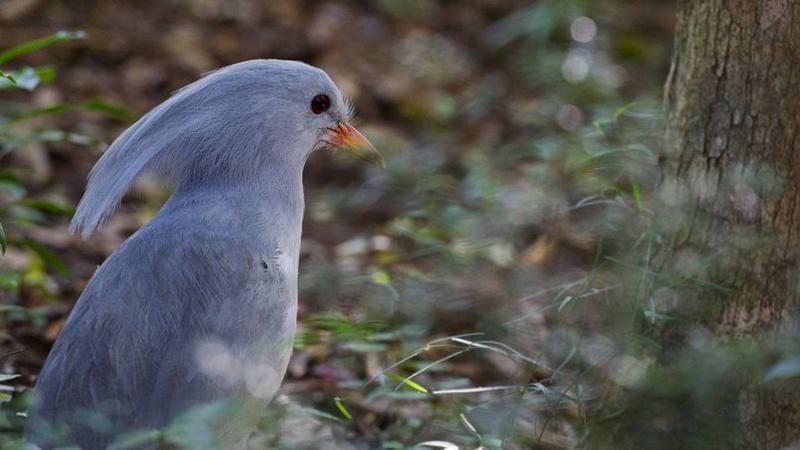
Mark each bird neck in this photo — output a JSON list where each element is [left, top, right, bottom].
[[167, 169, 306, 240]]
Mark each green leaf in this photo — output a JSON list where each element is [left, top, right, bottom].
[[108, 429, 161, 450], [341, 341, 388, 353], [14, 99, 133, 121], [384, 391, 429, 400], [0, 273, 20, 296], [163, 401, 234, 450], [298, 406, 344, 423], [0, 437, 30, 450], [630, 176, 642, 210], [0, 31, 85, 65], [613, 101, 638, 120], [333, 397, 353, 420], [2, 130, 100, 159], [0, 70, 16, 84], [303, 312, 390, 341], [0, 304, 26, 314], [3, 67, 38, 90], [17, 198, 75, 217], [0, 66, 56, 91], [459, 412, 482, 441], [0, 221, 5, 255], [0, 272, 19, 294], [385, 371, 429, 393], [18, 240, 68, 276], [12, 103, 75, 120], [82, 99, 135, 120], [371, 269, 391, 285]]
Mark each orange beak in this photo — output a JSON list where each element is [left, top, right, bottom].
[[323, 122, 384, 167]]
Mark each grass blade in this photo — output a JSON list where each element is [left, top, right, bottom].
[[333, 397, 353, 420], [0, 31, 85, 65], [0, 221, 5, 255], [385, 371, 429, 394]]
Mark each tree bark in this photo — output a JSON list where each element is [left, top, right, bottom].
[[664, 0, 800, 448]]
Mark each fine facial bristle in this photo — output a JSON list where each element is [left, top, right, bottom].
[[342, 96, 356, 123]]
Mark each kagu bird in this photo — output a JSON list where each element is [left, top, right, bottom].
[[25, 60, 379, 449]]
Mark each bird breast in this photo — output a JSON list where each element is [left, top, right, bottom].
[[191, 242, 299, 401]]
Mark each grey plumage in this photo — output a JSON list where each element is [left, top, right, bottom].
[[70, 59, 351, 239], [25, 59, 368, 449]]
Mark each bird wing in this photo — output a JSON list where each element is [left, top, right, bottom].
[[26, 215, 294, 448]]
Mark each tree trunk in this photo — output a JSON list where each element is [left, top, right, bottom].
[[664, 0, 800, 448]]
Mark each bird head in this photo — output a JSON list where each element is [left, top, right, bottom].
[[184, 60, 379, 170], [70, 59, 378, 238]]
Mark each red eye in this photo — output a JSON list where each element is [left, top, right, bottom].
[[310, 94, 331, 114]]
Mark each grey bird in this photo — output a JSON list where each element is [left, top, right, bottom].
[[24, 59, 378, 449]]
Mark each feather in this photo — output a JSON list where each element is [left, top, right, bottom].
[[69, 82, 203, 239], [69, 59, 341, 239]]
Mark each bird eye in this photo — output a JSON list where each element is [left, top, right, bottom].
[[310, 94, 331, 114]]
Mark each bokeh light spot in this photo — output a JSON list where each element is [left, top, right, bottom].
[[570, 16, 598, 43]]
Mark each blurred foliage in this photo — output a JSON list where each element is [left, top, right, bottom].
[[1, 31, 84, 260], [0, 30, 93, 450], [5, 1, 794, 450]]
